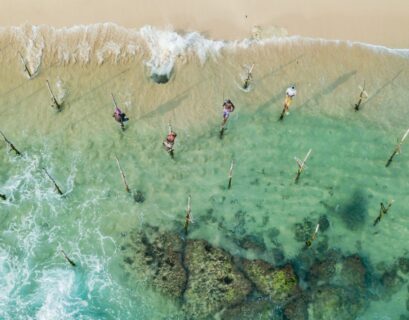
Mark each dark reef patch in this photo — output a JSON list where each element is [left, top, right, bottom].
[[120, 225, 408, 319]]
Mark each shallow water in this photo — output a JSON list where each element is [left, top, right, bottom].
[[1, 24, 409, 319]]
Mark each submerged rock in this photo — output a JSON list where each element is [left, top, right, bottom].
[[133, 190, 145, 203], [183, 239, 252, 318], [308, 257, 337, 287], [237, 234, 266, 253], [222, 299, 274, 320], [381, 266, 404, 295], [122, 229, 186, 298], [318, 215, 330, 232], [307, 252, 368, 291], [242, 259, 298, 302], [308, 286, 366, 320], [272, 247, 285, 266], [294, 218, 314, 243], [283, 293, 309, 320], [338, 254, 367, 289], [398, 257, 409, 274]]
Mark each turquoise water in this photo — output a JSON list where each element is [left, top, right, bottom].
[[1, 25, 409, 319]]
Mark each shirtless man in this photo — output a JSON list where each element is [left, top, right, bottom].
[[112, 106, 129, 130], [222, 99, 235, 126], [163, 130, 177, 158]]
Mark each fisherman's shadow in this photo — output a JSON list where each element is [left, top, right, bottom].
[[358, 69, 403, 110], [299, 70, 357, 110], [139, 93, 189, 119], [257, 54, 304, 84], [138, 80, 203, 120], [252, 85, 288, 119]]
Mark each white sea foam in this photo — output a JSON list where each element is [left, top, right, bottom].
[[35, 269, 78, 320], [96, 41, 122, 65], [2, 23, 407, 79], [0, 248, 17, 315], [139, 25, 224, 78]]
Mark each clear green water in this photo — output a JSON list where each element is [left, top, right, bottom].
[[1, 25, 409, 319]]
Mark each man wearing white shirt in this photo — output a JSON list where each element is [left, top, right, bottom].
[[280, 85, 297, 120]]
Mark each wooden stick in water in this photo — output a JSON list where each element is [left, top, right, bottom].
[[219, 94, 225, 139], [354, 80, 368, 111], [279, 108, 286, 121], [46, 80, 62, 110], [0, 130, 22, 156], [184, 195, 192, 235], [115, 155, 130, 193], [243, 64, 254, 89], [373, 200, 394, 226], [295, 149, 312, 183], [386, 128, 409, 167], [228, 160, 234, 189], [219, 126, 225, 139], [306, 224, 320, 247], [61, 250, 76, 267], [167, 121, 175, 159], [111, 93, 125, 130], [43, 168, 64, 195], [111, 93, 119, 109], [18, 51, 32, 78]]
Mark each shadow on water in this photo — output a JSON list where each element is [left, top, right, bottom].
[[254, 85, 289, 114], [257, 54, 304, 83], [140, 94, 189, 120], [338, 189, 368, 230], [0, 61, 61, 101], [363, 69, 403, 107], [139, 81, 202, 120], [70, 68, 132, 105], [300, 70, 357, 108]]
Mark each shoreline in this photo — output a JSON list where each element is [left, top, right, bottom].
[[1, 0, 409, 48]]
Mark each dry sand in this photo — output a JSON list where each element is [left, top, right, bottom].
[[1, 0, 409, 48]]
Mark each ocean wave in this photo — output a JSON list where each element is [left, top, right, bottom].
[[1, 23, 408, 81]]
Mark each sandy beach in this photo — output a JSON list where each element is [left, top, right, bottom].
[[2, 0, 409, 47]]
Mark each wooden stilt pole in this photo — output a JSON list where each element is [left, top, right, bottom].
[[61, 250, 76, 267], [115, 155, 130, 193], [0, 130, 22, 156], [306, 224, 320, 247], [227, 160, 234, 189], [111, 93, 125, 130], [184, 195, 192, 235], [294, 149, 312, 183], [354, 81, 368, 111], [243, 64, 254, 89], [18, 51, 32, 78], [373, 200, 394, 226], [46, 80, 62, 110], [386, 128, 409, 167], [43, 168, 64, 195]]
